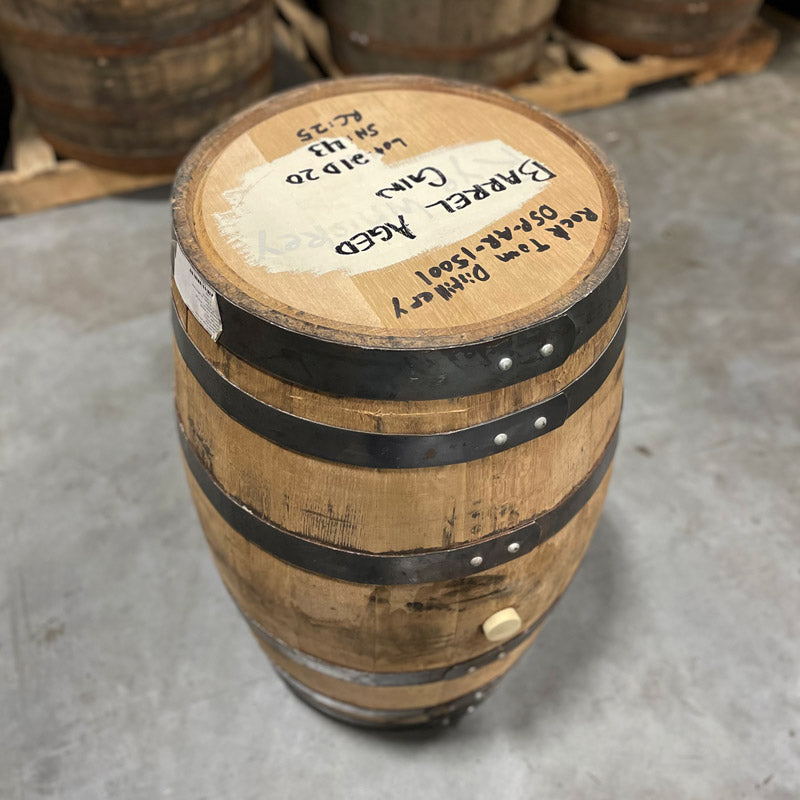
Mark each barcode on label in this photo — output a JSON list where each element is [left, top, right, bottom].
[[173, 241, 222, 341]]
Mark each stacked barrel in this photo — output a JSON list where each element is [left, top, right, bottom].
[[0, 0, 274, 172], [319, 0, 560, 86], [558, 0, 764, 57], [0, 0, 768, 173], [317, 0, 764, 81]]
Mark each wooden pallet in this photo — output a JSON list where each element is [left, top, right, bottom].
[[275, 0, 779, 113], [0, 5, 779, 217], [0, 100, 171, 217], [514, 19, 779, 112]]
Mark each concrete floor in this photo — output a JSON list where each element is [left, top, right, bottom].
[[2, 25, 799, 800]]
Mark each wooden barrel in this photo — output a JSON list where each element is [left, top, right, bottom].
[[0, 61, 9, 160], [318, 0, 560, 86], [558, 0, 763, 57], [0, 0, 274, 172], [171, 75, 629, 728]]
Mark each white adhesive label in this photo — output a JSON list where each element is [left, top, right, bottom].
[[173, 243, 223, 341], [213, 138, 556, 277]]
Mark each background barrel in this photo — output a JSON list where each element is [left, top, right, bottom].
[[0, 0, 274, 172], [318, 0, 559, 86], [558, 0, 763, 57], [171, 76, 629, 727]]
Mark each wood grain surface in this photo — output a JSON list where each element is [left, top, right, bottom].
[[318, 0, 559, 86], [173, 287, 626, 434], [175, 353, 622, 551], [558, 0, 764, 57], [190, 467, 613, 675], [259, 635, 537, 711], [172, 77, 628, 719], [0, 0, 274, 172], [175, 76, 628, 348]]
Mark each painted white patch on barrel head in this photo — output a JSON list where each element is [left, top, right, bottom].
[[173, 242, 222, 341], [214, 138, 556, 277]]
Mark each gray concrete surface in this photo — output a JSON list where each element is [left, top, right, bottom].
[[2, 26, 799, 800]]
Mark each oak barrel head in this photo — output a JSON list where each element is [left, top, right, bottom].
[[171, 75, 629, 727]]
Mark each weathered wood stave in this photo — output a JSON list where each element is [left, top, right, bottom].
[[175, 327, 622, 723], [558, 0, 764, 57], [319, 0, 559, 86], [0, 0, 252, 35], [171, 77, 629, 726], [0, 0, 274, 172]]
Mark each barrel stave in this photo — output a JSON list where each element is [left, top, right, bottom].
[[170, 76, 629, 723], [0, 0, 274, 170], [174, 353, 623, 552], [173, 287, 626, 436], [558, 0, 763, 57], [186, 464, 613, 674], [320, 0, 559, 85]]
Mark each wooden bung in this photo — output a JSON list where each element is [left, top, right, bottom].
[[171, 76, 629, 728], [558, 0, 764, 58], [0, 0, 274, 173], [318, 0, 560, 87]]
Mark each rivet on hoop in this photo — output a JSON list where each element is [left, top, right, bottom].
[[507, 542, 520, 554], [470, 555, 484, 568], [493, 432, 508, 446], [498, 356, 513, 371], [539, 342, 554, 357], [474, 691, 484, 701], [534, 416, 548, 430], [467, 666, 477, 674], [466, 705, 476, 714], [497, 651, 508, 660]]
